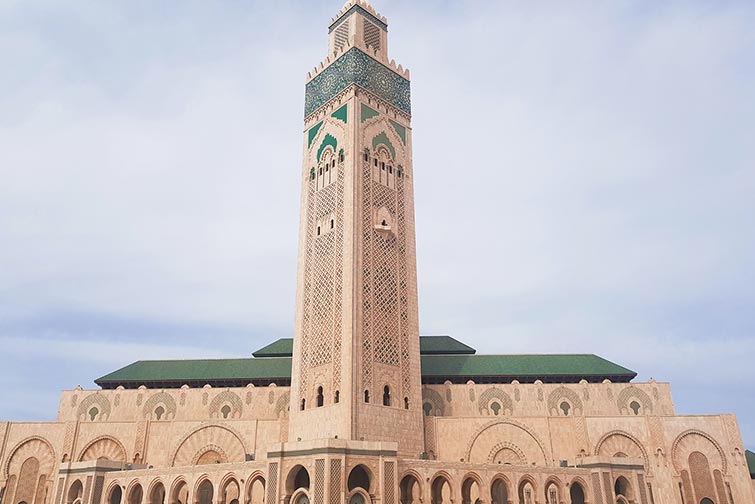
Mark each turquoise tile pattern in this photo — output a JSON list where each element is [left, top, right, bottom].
[[305, 48, 411, 118]]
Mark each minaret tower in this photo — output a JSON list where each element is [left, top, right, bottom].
[[288, 0, 422, 458]]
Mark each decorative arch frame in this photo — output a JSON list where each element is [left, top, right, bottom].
[[142, 392, 177, 420], [546, 387, 583, 417], [245, 472, 266, 504], [146, 479, 167, 504], [594, 430, 650, 473], [289, 488, 310, 504], [543, 476, 563, 503], [399, 470, 424, 504], [346, 488, 371, 504], [671, 429, 728, 475], [168, 478, 190, 504], [616, 386, 653, 415], [76, 393, 112, 421], [77, 436, 128, 463], [306, 118, 348, 168], [192, 476, 215, 504], [568, 477, 590, 504], [465, 419, 549, 464], [347, 464, 375, 494], [218, 473, 242, 504], [286, 465, 311, 495], [516, 475, 537, 504], [360, 116, 408, 166], [170, 423, 247, 467], [429, 472, 453, 504], [3, 436, 57, 479], [421, 388, 446, 417], [125, 480, 145, 504], [486, 442, 528, 466]]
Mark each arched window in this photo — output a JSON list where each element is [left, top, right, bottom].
[[490, 479, 508, 504], [334, 391, 340, 404], [347, 466, 370, 492], [364, 390, 370, 403], [128, 484, 143, 504], [383, 386, 391, 407], [364, 149, 370, 162], [560, 401, 571, 416], [614, 477, 632, 500], [629, 401, 641, 415], [404, 397, 409, 410], [490, 402, 501, 416], [569, 483, 585, 504], [423, 403, 433, 416], [400, 474, 420, 504], [300, 399, 306, 411], [292, 467, 310, 491], [110, 486, 123, 504], [317, 387, 324, 408], [197, 481, 213, 504], [89, 407, 99, 421], [221, 405, 231, 419], [155, 406, 165, 420]]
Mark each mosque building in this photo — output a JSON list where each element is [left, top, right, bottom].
[[1, 2, 754, 504]]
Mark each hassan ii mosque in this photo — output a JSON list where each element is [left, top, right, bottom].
[[1, 2, 754, 504]]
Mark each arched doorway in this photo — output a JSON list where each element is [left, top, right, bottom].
[[490, 478, 509, 504], [109, 486, 123, 504], [461, 477, 481, 504], [399, 475, 421, 504], [287, 466, 310, 494], [196, 481, 213, 504], [68, 481, 84, 504], [169, 481, 189, 504], [517, 479, 535, 504], [149, 483, 165, 504], [128, 485, 143, 504], [569, 483, 586, 504], [544, 482, 560, 504], [247, 477, 265, 504], [700, 500, 714, 504], [221, 478, 240, 504], [431, 476, 451, 504], [614, 477, 632, 502], [347, 466, 371, 493]]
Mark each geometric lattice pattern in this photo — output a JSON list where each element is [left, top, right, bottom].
[[314, 459, 325, 504], [299, 163, 345, 404], [329, 459, 342, 504]]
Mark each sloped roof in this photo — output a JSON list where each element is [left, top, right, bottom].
[[252, 336, 476, 358], [746, 450, 755, 479], [96, 349, 635, 389], [420, 354, 635, 384]]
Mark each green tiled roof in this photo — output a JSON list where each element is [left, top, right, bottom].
[[252, 336, 476, 358], [96, 357, 293, 389], [420, 354, 635, 383], [96, 351, 635, 389], [746, 450, 755, 478]]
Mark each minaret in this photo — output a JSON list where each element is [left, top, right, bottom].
[[289, 0, 422, 458]]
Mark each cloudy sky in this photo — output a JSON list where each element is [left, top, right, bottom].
[[1, 0, 754, 446]]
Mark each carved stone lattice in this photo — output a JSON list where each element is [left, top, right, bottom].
[[299, 164, 344, 403], [329, 459, 342, 504], [314, 459, 325, 504]]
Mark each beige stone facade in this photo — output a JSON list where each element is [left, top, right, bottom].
[[1, 2, 753, 504]]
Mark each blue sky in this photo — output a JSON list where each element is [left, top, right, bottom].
[[1, 0, 754, 447]]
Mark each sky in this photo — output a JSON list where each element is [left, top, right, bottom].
[[0, 0, 754, 446]]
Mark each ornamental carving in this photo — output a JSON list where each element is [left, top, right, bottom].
[[305, 48, 411, 118]]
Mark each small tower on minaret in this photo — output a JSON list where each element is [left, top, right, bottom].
[[288, 0, 422, 458]]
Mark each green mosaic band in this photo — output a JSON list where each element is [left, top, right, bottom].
[[305, 47, 411, 118]]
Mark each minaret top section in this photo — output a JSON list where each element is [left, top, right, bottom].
[[328, 0, 389, 62], [305, 1, 410, 120]]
